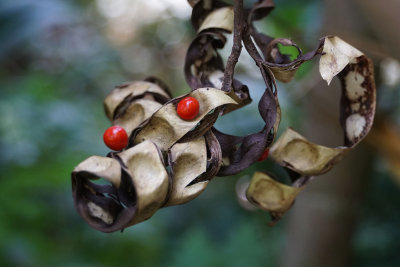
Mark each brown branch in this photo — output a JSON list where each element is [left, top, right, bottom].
[[242, 31, 271, 86], [221, 0, 243, 92]]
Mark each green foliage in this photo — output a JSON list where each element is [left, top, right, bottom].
[[167, 219, 282, 267]]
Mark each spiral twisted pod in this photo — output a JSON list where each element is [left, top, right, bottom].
[[72, 0, 376, 232]]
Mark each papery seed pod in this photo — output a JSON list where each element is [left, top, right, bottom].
[[72, 0, 376, 231]]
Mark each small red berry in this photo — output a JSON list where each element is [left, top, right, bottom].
[[177, 96, 200, 120], [103, 126, 128, 151], [257, 148, 269, 162]]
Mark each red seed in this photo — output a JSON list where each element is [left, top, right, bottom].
[[257, 148, 269, 162], [177, 96, 200, 120], [103, 125, 128, 151]]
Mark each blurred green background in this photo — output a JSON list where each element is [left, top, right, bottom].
[[1, 0, 399, 266]]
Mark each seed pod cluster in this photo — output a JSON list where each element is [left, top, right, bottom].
[[72, 0, 376, 232]]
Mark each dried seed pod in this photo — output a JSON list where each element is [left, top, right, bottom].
[[166, 137, 209, 206], [117, 141, 170, 225], [133, 88, 237, 151], [72, 87, 236, 232], [246, 172, 303, 214], [71, 0, 377, 231], [72, 156, 132, 232], [104, 81, 170, 120], [246, 36, 376, 221]]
